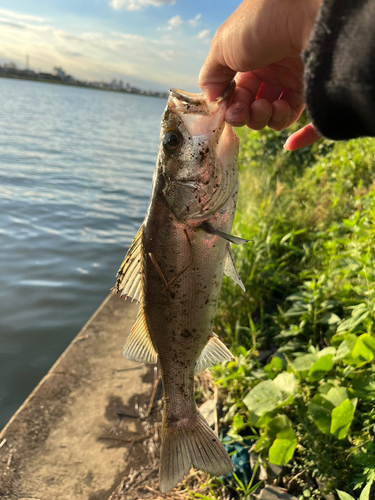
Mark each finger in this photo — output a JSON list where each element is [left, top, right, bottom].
[[268, 100, 291, 131], [226, 71, 269, 127], [199, 38, 237, 102], [284, 123, 322, 150], [225, 87, 251, 126], [199, 68, 236, 102], [256, 81, 284, 102], [246, 99, 273, 130], [278, 87, 305, 125], [225, 72, 264, 126]]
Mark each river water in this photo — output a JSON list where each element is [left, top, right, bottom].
[[0, 78, 166, 428]]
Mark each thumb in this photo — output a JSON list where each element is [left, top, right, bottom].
[[199, 54, 236, 103]]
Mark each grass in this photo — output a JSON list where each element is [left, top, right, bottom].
[[209, 123, 375, 499]]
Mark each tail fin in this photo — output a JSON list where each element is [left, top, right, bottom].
[[159, 412, 232, 493]]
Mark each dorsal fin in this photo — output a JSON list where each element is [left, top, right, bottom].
[[116, 225, 143, 302], [123, 307, 158, 364], [224, 243, 246, 292], [116, 225, 158, 364], [195, 333, 234, 374]]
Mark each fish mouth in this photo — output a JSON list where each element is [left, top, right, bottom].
[[168, 81, 235, 116], [167, 81, 235, 137]]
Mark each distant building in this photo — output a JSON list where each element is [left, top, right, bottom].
[[54, 67, 67, 80], [4, 62, 17, 69]]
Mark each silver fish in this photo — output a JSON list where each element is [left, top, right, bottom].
[[115, 83, 246, 493]]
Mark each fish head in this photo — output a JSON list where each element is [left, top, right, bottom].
[[158, 82, 239, 222]]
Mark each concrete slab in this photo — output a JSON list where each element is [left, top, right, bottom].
[[0, 292, 155, 500]]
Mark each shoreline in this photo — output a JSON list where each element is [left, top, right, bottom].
[[0, 74, 167, 98]]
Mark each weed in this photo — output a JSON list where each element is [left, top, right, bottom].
[[212, 127, 375, 499]]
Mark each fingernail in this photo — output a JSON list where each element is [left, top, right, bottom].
[[252, 106, 270, 122]]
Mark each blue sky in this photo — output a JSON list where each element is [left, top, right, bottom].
[[0, 1, 241, 91]]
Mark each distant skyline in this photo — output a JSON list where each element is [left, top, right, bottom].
[[0, 1, 241, 92]]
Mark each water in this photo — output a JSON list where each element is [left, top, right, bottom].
[[0, 78, 166, 428]]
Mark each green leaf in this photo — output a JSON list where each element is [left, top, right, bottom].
[[331, 333, 348, 347], [359, 479, 373, 500], [267, 414, 293, 437], [308, 354, 334, 382], [268, 427, 297, 465], [272, 372, 298, 397], [292, 354, 318, 379], [330, 398, 356, 439], [351, 373, 375, 394], [255, 414, 294, 455], [336, 490, 355, 500], [243, 380, 282, 418], [333, 334, 357, 362], [232, 413, 246, 431], [351, 334, 375, 364], [254, 433, 273, 453], [318, 382, 336, 395], [317, 346, 337, 358], [308, 394, 334, 435], [350, 311, 370, 331], [264, 356, 284, 379], [320, 312, 341, 325], [325, 387, 350, 407], [337, 318, 354, 334]]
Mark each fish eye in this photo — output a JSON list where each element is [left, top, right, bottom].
[[163, 130, 182, 154]]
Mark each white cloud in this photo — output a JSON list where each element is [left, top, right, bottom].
[[158, 15, 183, 31], [0, 9, 48, 23], [109, 0, 176, 11], [188, 14, 201, 27], [0, 9, 206, 91], [159, 13, 200, 31], [196, 29, 210, 44], [168, 15, 182, 29]]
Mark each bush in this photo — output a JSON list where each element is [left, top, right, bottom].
[[214, 126, 375, 498]]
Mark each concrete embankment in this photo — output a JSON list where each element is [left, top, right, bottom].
[[0, 292, 156, 500]]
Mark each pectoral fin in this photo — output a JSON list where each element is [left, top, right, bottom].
[[195, 333, 234, 374], [200, 221, 249, 245], [224, 243, 246, 292]]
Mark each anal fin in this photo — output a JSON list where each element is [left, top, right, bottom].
[[224, 243, 246, 292], [195, 333, 234, 374]]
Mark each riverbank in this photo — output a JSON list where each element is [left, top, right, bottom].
[[0, 293, 157, 500]]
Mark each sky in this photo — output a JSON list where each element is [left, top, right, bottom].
[[0, 0, 242, 92]]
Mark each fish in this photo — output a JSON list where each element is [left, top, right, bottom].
[[115, 82, 247, 493]]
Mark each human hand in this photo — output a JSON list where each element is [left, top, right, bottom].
[[198, 0, 322, 150]]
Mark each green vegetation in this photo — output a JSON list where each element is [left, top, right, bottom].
[[212, 125, 375, 499]]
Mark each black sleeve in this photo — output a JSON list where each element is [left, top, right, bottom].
[[303, 0, 375, 140]]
